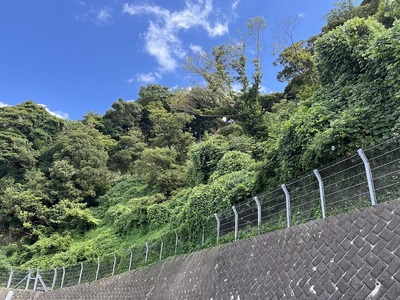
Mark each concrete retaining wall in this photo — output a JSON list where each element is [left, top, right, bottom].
[[2, 199, 400, 299]]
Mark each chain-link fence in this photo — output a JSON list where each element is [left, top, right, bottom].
[[1, 136, 400, 291]]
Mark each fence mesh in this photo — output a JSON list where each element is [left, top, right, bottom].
[[318, 153, 370, 216], [39, 268, 56, 290], [366, 137, 400, 203], [80, 259, 97, 284], [258, 187, 287, 233], [0, 268, 8, 288], [236, 197, 259, 240], [286, 172, 321, 225], [203, 214, 218, 248], [2, 137, 400, 291], [219, 205, 236, 244]]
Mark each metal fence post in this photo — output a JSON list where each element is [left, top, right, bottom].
[[159, 238, 163, 261], [33, 269, 39, 292], [60, 267, 65, 289], [5, 291, 13, 300], [112, 254, 117, 276], [314, 169, 326, 219], [78, 263, 83, 284], [254, 196, 261, 235], [232, 206, 238, 241], [214, 213, 220, 245], [174, 230, 178, 255], [95, 257, 100, 281], [51, 268, 57, 291], [25, 269, 31, 290], [201, 226, 205, 248], [145, 242, 149, 264], [7, 267, 13, 289], [358, 148, 377, 206], [282, 184, 291, 228], [129, 249, 133, 271]]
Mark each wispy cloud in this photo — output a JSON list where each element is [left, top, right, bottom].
[[127, 72, 161, 84], [0, 102, 68, 119], [122, 0, 233, 72], [189, 44, 204, 55], [94, 7, 112, 26], [260, 86, 275, 94], [231, 0, 240, 11], [75, 5, 112, 26], [231, 82, 243, 92], [38, 104, 69, 119]]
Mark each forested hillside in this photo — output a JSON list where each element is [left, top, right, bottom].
[[1, 0, 399, 268]]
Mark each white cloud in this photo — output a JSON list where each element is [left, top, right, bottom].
[[126, 77, 135, 84], [231, 0, 240, 11], [145, 21, 183, 71], [38, 104, 69, 119], [75, 5, 112, 26], [122, 0, 231, 72], [0, 102, 68, 119], [129, 72, 161, 84], [260, 86, 274, 94], [231, 82, 243, 92], [298, 13, 305, 18], [205, 22, 228, 37], [94, 7, 112, 25], [189, 44, 204, 54]]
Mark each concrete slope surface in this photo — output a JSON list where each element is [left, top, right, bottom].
[[2, 199, 400, 300]]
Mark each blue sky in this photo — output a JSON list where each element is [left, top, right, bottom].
[[0, 0, 341, 120]]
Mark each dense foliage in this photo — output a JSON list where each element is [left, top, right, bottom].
[[0, 0, 399, 268]]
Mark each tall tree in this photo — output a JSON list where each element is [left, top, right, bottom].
[[323, 0, 357, 32], [245, 16, 268, 97], [47, 123, 112, 205], [103, 99, 142, 139], [108, 129, 146, 174], [184, 16, 269, 138], [136, 84, 174, 140], [135, 147, 188, 195], [147, 102, 194, 162]]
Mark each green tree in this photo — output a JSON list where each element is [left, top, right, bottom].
[[258, 17, 399, 187], [47, 123, 112, 205], [147, 102, 194, 162], [0, 131, 37, 179], [189, 135, 228, 184], [0, 101, 64, 180], [108, 129, 147, 173], [136, 85, 173, 140], [210, 150, 255, 180], [323, 0, 357, 32], [103, 98, 142, 139], [314, 17, 385, 85], [0, 101, 64, 148], [172, 87, 226, 140], [135, 147, 188, 195], [184, 17, 267, 115], [0, 183, 47, 236], [136, 84, 172, 110]]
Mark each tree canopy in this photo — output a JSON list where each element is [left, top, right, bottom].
[[1, 0, 399, 268]]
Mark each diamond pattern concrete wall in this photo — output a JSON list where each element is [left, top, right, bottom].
[[2, 199, 400, 299]]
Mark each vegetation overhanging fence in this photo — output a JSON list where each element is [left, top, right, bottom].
[[1, 136, 400, 291]]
